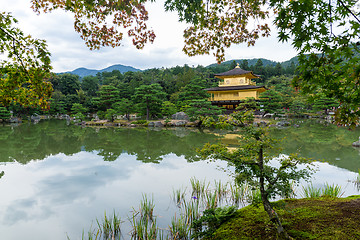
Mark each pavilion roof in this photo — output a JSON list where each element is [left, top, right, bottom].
[[205, 85, 266, 91], [214, 66, 259, 79]]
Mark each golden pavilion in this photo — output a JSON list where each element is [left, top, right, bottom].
[[205, 64, 266, 110]]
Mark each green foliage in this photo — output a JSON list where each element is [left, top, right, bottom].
[[200, 115, 232, 129], [81, 76, 99, 96], [133, 83, 166, 120], [311, 94, 339, 114], [0, 106, 11, 121], [184, 99, 224, 122], [289, 96, 308, 117], [57, 74, 81, 95], [178, 77, 210, 102], [236, 97, 259, 111], [302, 183, 344, 198], [104, 109, 117, 122], [192, 206, 237, 239], [161, 101, 177, 118], [113, 98, 134, 120], [95, 85, 120, 111], [259, 89, 284, 115], [198, 126, 316, 237], [71, 103, 88, 114], [231, 110, 255, 126], [73, 113, 86, 121], [131, 120, 148, 125], [302, 184, 322, 198], [0, 12, 53, 109]]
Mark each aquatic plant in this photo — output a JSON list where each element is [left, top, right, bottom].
[[130, 194, 159, 240], [213, 180, 228, 203], [229, 183, 249, 206], [302, 184, 322, 198], [169, 215, 191, 240], [172, 188, 187, 207], [72, 211, 123, 240], [192, 206, 237, 239], [321, 183, 344, 198], [190, 177, 208, 199]]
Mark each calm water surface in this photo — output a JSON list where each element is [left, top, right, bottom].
[[0, 120, 359, 239]]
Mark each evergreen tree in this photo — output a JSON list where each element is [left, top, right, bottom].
[[312, 95, 339, 114], [240, 60, 250, 70], [229, 60, 237, 70], [95, 85, 120, 111], [0, 106, 11, 122], [81, 76, 99, 96], [113, 98, 134, 120], [259, 89, 284, 115], [57, 74, 81, 95], [274, 62, 283, 76], [133, 84, 166, 120]]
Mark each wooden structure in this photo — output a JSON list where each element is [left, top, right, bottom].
[[205, 65, 266, 110]]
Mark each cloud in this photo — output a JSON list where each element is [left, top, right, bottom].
[[3, 0, 298, 72]]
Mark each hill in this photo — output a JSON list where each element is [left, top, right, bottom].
[[207, 57, 299, 69], [64, 64, 141, 78]]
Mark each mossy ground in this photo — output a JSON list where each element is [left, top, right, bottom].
[[212, 195, 360, 240]]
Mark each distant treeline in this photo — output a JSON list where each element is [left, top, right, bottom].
[[0, 60, 338, 122]]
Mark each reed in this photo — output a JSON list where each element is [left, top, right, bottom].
[[190, 177, 208, 199], [322, 183, 344, 197], [140, 194, 155, 221], [204, 191, 219, 209], [95, 211, 122, 239], [213, 180, 228, 204], [247, 188, 262, 205], [229, 183, 248, 206], [302, 184, 322, 198], [130, 194, 159, 240], [169, 215, 190, 240], [182, 199, 201, 224], [172, 187, 187, 207]]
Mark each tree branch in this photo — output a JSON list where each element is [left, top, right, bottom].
[[337, 0, 360, 24]]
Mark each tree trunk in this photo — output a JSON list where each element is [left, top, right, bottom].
[[258, 147, 290, 240]]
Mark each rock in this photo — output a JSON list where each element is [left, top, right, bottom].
[[174, 120, 187, 127], [259, 121, 267, 126], [185, 122, 197, 127], [9, 117, 22, 123], [30, 114, 41, 123], [171, 112, 190, 121], [147, 122, 155, 127], [276, 121, 291, 127], [154, 121, 163, 127], [263, 113, 274, 118], [352, 137, 360, 147]]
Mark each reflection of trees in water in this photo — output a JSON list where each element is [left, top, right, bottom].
[[83, 127, 219, 162], [3, 119, 356, 172], [0, 121, 85, 164], [268, 120, 360, 173], [0, 121, 219, 164]]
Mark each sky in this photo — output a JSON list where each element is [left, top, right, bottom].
[[3, 0, 298, 73]]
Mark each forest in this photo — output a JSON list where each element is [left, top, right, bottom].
[[0, 59, 338, 123]]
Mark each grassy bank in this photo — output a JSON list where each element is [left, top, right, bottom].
[[212, 195, 360, 240]]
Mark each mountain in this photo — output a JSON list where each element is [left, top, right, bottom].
[[64, 64, 141, 78], [206, 57, 299, 68]]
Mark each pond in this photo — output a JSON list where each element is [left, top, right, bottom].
[[0, 120, 359, 239]]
